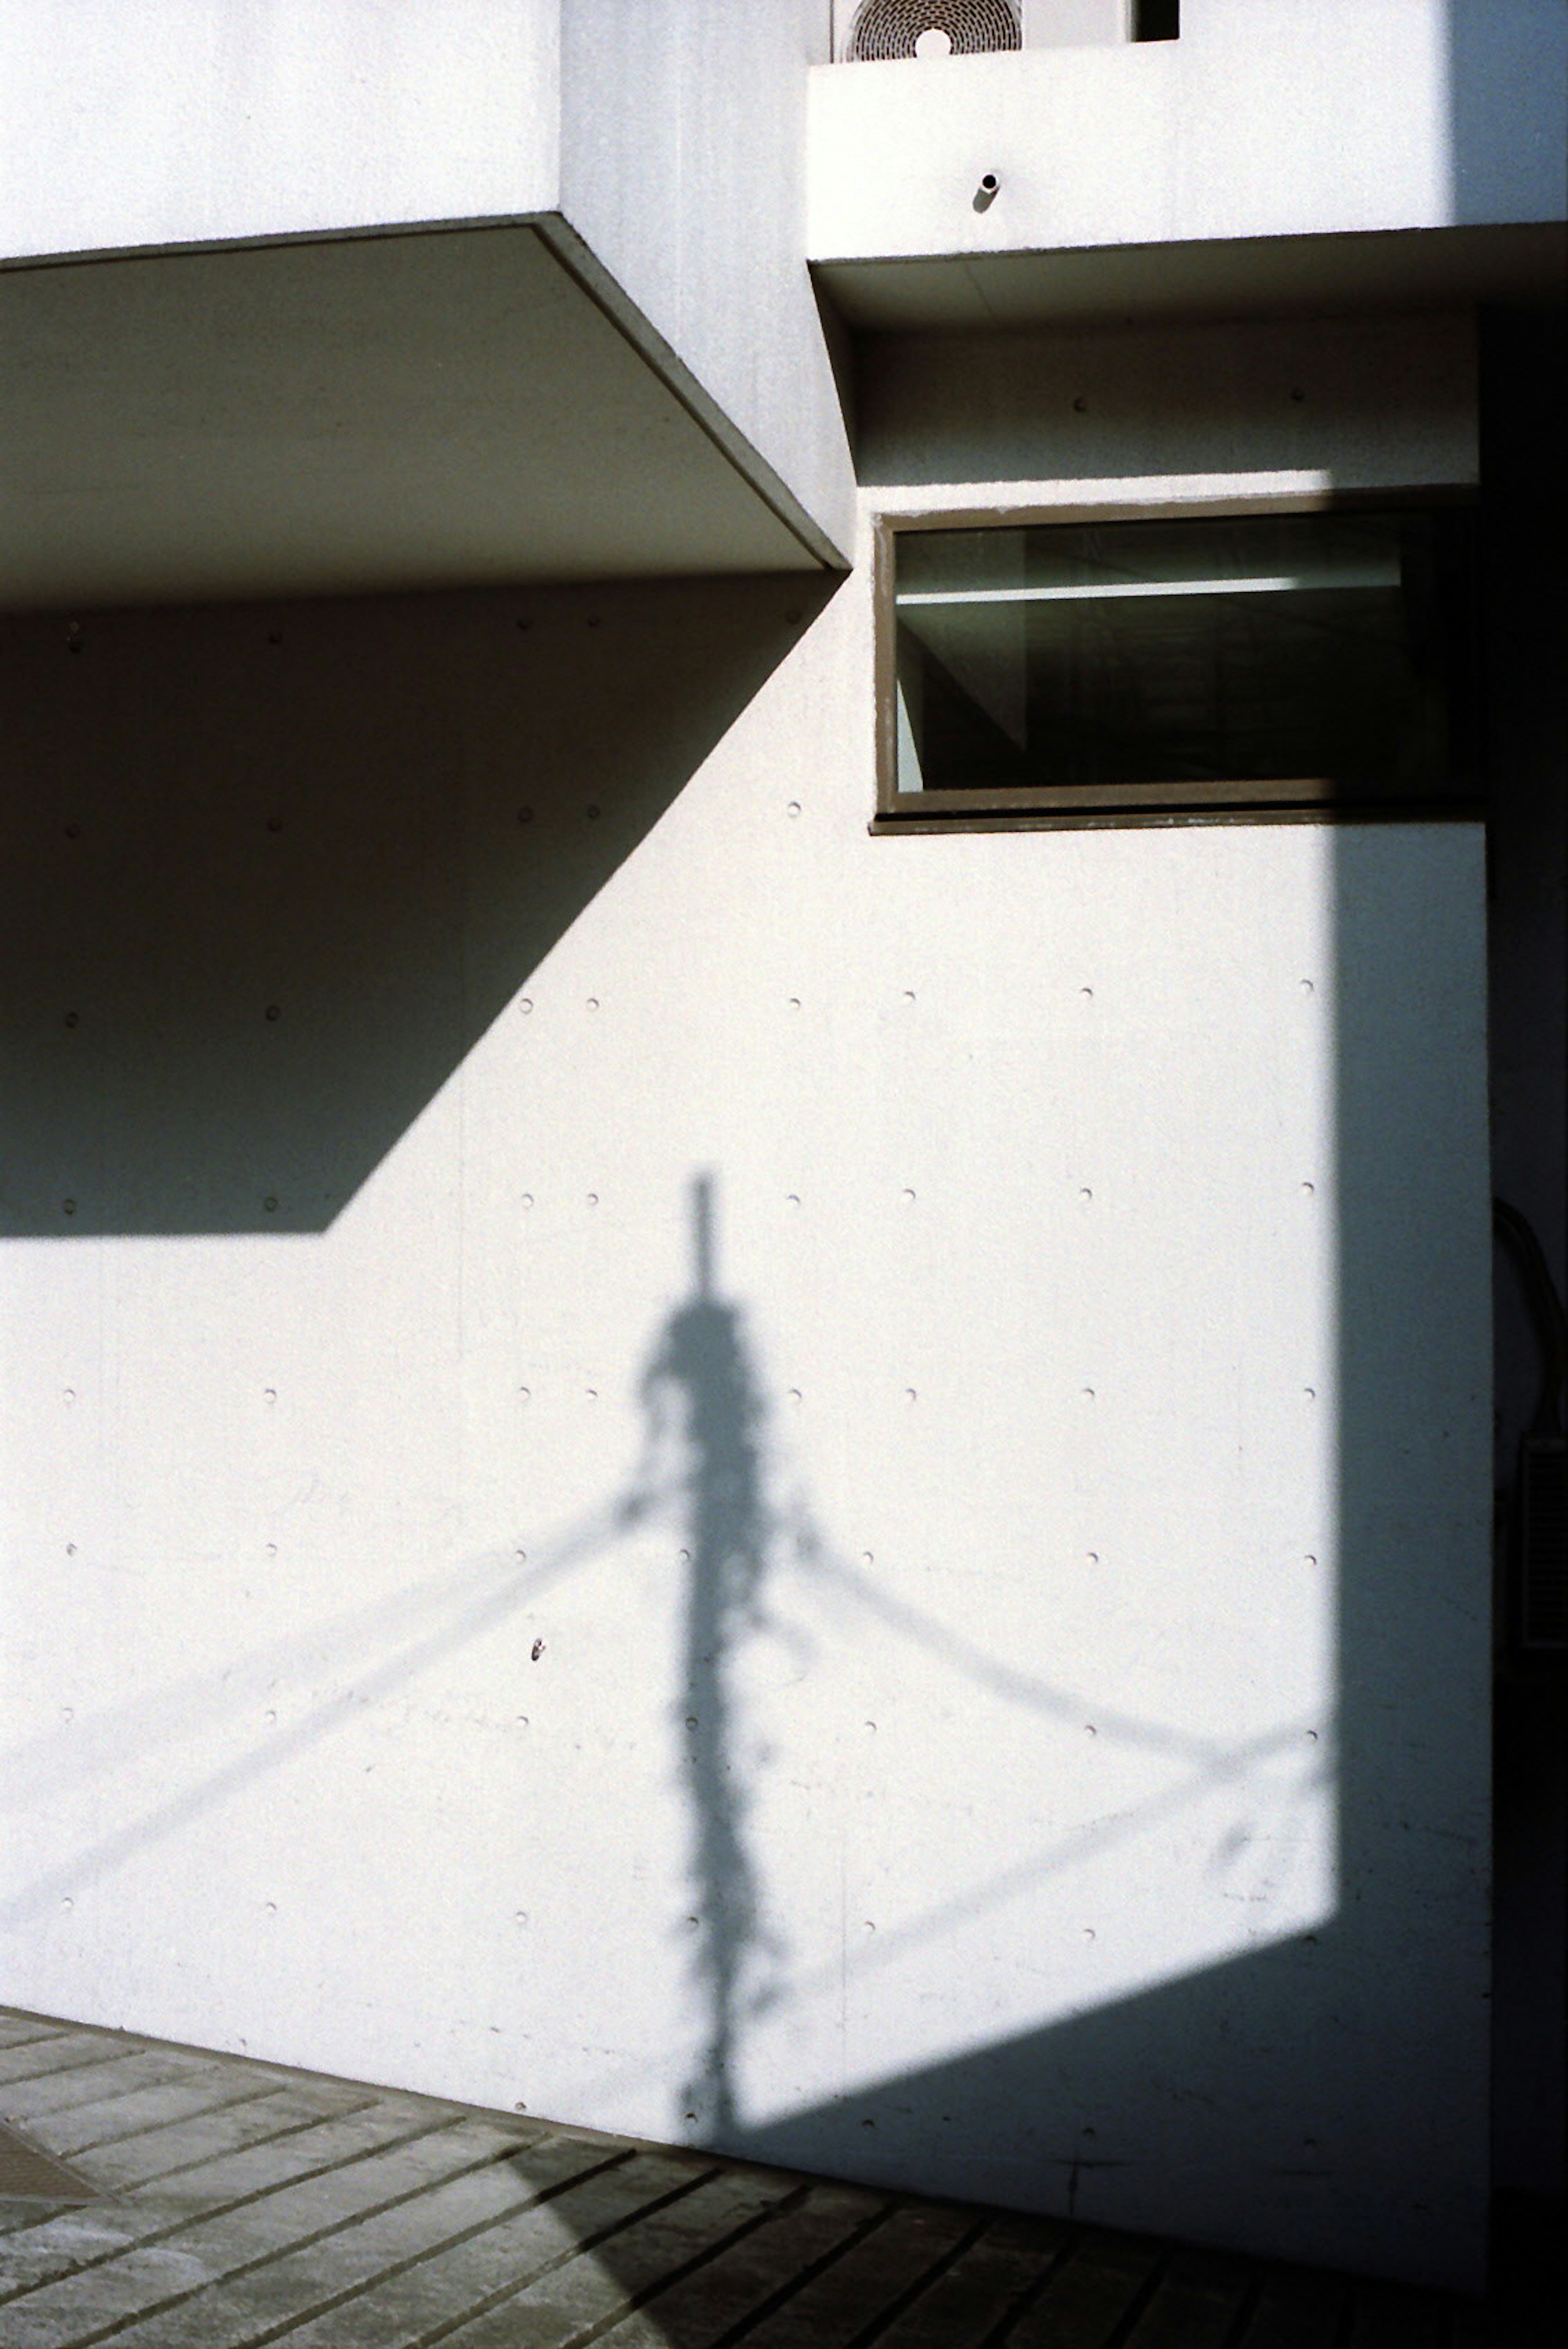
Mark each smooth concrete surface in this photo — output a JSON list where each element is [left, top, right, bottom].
[[1, 2, 854, 599], [808, 0, 1568, 273], [558, 1, 856, 570], [853, 311, 1478, 494], [818, 221, 1566, 334], [1, 518, 1492, 2284], [0, 226, 818, 610], [0, 0, 560, 258]]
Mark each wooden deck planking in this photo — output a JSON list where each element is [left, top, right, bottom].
[[20, 2070, 298, 2162], [88, 2135, 641, 2349], [0, 2014, 1537, 2349], [73, 2084, 387, 2195], [0, 2095, 459, 2296], [0, 2047, 234, 2126], [1122, 2248, 1261, 2349], [0, 2107, 499, 2325], [869, 2213, 1077, 2349], [432, 2162, 800, 2349], [0, 2113, 552, 2346], [0, 2022, 79, 2054], [217, 2147, 705, 2349], [733, 2200, 984, 2349], [1346, 2282, 1452, 2349], [1235, 2266, 1353, 2349], [592, 2182, 891, 2349], [0, 2035, 146, 2091], [1005, 2230, 1170, 2349]]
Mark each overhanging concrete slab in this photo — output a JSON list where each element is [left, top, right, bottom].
[[816, 222, 1567, 334], [2, 221, 826, 612]]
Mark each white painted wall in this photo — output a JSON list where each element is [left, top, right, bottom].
[[0, 317, 1491, 2288], [809, 0, 1568, 261]]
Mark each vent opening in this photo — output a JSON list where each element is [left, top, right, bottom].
[[845, 0, 1021, 59], [836, 1, 1175, 57]]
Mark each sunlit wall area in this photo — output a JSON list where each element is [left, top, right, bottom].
[[0, 0, 854, 607], [810, 0, 1568, 269], [0, 301, 1493, 2287]]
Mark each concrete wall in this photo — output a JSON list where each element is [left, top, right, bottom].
[[557, 0, 855, 572], [0, 0, 560, 257], [854, 311, 1478, 495], [0, 1, 854, 572], [809, 0, 1568, 261], [0, 313, 1492, 2288]]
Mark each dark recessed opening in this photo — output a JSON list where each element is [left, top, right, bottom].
[[884, 505, 1478, 824]]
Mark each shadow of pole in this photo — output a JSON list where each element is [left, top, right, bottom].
[[639, 1176, 774, 2137]]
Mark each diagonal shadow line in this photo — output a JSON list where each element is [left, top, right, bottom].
[[793, 1536, 1314, 1771], [770, 1732, 1334, 2022], [0, 1509, 630, 1930], [571, 1726, 1331, 2124], [0, 1548, 536, 1805]]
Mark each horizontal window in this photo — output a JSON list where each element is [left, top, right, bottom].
[[875, 504, 1479, 828]]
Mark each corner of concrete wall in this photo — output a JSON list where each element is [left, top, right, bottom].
[[558, 0, 855, 566]]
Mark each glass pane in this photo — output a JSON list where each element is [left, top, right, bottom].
[[893, 510, 1469, 801]]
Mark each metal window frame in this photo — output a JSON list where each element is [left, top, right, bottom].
[[870, 486, 1481, 834]]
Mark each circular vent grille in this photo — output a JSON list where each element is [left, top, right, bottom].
[[846, 0, 1022, 60]]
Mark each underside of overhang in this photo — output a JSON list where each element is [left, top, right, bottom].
[[1, 221, 829, 612], [816, 220, 1566, 333]]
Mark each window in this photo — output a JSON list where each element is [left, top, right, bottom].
[[874, 502, 1479, 829]]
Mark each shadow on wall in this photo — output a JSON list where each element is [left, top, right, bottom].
[[1446, 0, 1566, 232], [571, 891, 1486, 2297], [0, 574, 831, 1238], [617, 1177, 1340, 2224], [728, 830, 1491, 2298], [621, 1175, 784, 2139], [0, 580, 1496, 2295]]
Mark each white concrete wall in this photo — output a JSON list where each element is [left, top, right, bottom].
[[0, 0, 561, 258], [557, 0, 856, 577], [0, 316, 1491, 2287], [855, 312, 1478, 495], [809, 0, 1568, 260], [0, 1, 854, 570]]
